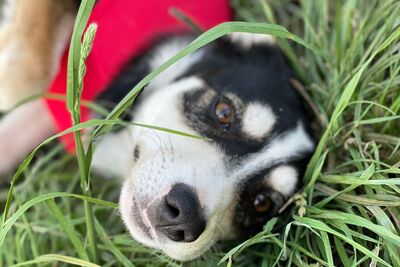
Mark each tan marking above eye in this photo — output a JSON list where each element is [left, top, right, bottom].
[[253, 193, 271, 213], [215, 99, 234, 124], [241, 102, 276, 139]]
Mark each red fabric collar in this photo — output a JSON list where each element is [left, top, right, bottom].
[[44, 0, 231, 152]]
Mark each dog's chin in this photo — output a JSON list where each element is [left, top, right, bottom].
[[158, 233, 215, 261], [119, 180, 218, 261], [124, 220, 214, 261]]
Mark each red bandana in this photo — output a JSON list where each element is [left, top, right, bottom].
[[44, 0, 231, 152]]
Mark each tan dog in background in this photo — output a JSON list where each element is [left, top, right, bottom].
[[0, 0, 77, 175], [0, 0, 77, 109]]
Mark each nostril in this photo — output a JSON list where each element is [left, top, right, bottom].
[[165, 199, 180, 218], [176, 230, 185, 241], [165, 229, 185, 242]]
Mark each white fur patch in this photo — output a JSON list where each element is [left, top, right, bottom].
[[268, 165, 298, 196], [229, 32, 275, 49], [241, 102, 276, 139], [231, 122, 314, 181]]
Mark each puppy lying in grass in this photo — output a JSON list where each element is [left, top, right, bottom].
[[0, 0, 314, 261]]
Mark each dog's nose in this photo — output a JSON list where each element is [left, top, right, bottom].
[[155, 183, 206, 242]]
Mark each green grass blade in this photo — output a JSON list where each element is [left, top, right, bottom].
[[304, 25, 400, 181], [9, 254, 100, 267], [320, 231, 334, 267], [46, 199, 89, 260], [94, 219, 135, 267], [0, 192, 117, 246], [294, 216, 391, 267]]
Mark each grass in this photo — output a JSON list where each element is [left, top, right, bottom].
[[1, 0, 400, 266]]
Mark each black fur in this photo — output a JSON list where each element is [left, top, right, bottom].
[[96, 52, 151, 121]]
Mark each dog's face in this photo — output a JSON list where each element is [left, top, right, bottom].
[[103, 33, 314, 261]]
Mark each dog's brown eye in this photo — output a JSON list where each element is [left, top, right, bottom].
[[253, 193, 271, 213], [215, 99, 233, 124]]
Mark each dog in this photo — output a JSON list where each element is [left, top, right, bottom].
[[0, 0, 314, 261]]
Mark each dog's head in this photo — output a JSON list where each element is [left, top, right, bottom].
[[107, 33, 314, 261]]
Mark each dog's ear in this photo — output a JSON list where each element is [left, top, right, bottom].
[[96, 54, 150, 109], [227, 32, 276, 49], [209, 32, 278, 61], [215, 32, 276, 53]]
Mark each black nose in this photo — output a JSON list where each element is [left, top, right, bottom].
[[155, 183, 206, 242]]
